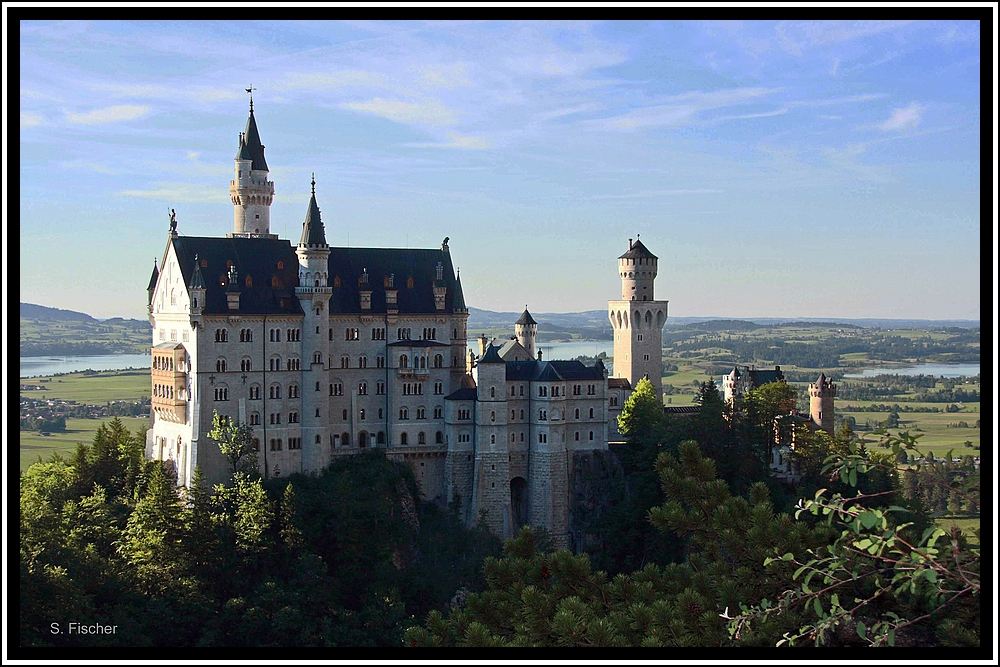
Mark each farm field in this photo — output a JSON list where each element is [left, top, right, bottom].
[[19, 416, 149, 471], [935, 517, 981, 547], [19, 369, 151, 403]]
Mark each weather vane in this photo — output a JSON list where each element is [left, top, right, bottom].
[[245, 84, 256, 110]]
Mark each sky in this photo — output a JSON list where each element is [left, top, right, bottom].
[[18, 19, 983, 321]]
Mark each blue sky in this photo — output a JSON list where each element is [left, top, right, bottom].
[[19, 19, 982, 320]]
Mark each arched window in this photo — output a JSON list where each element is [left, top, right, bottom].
[[407, 276, 414, 289], [240, 357, 252, 372], [436, 431, 443, 444], [400, 408, 409, 420], [400, 355, 408, 368], [434, 354, 443, 368], [377, 431, 386, 444], [490, 386, 495, 398], [418, 432, 426, 445], [341, 355, 350, 369], [575, 432, 579, 441], [400, 432, 408, 445], [589, 408, 594, 419], [359, 355, 367, 368], [490, 434, 495, 444], [249, 384, 261, 400], [342, 432, 350, 447], [589, 431, 594, 441], [575, 408, 580, 419], [333, 275, 341, 288], [216, 358, 227, 373], [359, 381, 368, 395]]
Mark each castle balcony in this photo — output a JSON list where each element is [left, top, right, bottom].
[[294, 286, 333, 295], [397, 367, 430, 379]]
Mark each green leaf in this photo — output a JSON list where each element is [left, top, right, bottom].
[[782, 552, 794, 561], [853, 538, 873, 550], [887, 628, 895, 647], [859, 512, 877, 529], [813, 598, 823, 618], [857, 621, 866, 641], [848, 468, 857, 487], [830, 594, 839, 609]]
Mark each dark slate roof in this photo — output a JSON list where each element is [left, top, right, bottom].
[[479, 344, 504, 364], [299, 180, 328, 248], [235, 133, 254, 161], [445, 387, 477, 401], [504, 359, 605, 382], [147, 260, 159, 292], [326, 246, 463, 315], [171, 236, 303, 315], [816, 373, 827, 384], [153, 342, 185, 350], [452, 270, 467, 312], [747, 367, 785, 387], [608, 377, 631, 389], [243, 107, 268, 171], [516, 308, 537, 326], [387, 340, 450, 347], [619, 238, 657, 260]]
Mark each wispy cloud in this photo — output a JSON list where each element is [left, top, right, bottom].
[[418, 63, 472, 90], [407, 132, 491, 150], [709, 108, 789, 123], [20, 111, 45, 128], [116, 182, 228, 204], [342, 97, 459, 127], [594, 87, 781, 130], [877, 102, 922, 131], [65, 104, 151, 125], [790, 93, 887, 108], [283, 70, 391, 91], [60, 160, 118, 175], [590, 189, 723, 200], [92, 83, 240, 103]]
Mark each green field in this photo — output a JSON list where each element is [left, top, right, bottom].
[[936, 516, 981, 547], [837, 400, 981, 457], [20, 369, 151, 403], [20, 316, 150, 355], [19, 416, 149, 471]]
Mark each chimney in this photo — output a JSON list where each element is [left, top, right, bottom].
[[537, 349, 543, 361], [628, 238, 633, 249]]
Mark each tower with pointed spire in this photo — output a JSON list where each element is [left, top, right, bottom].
[[229, 94, 275, 238], [514, 306, 537, 361], [295, 175, 334, 472], [608, 236, 669, 401]]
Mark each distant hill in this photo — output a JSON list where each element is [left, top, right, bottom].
[[20, 303, 96, 322]]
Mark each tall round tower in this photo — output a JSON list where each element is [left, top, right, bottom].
[[809, 373, 837, 435], [608, 236, 668, 401], [230, 96, 276, 238], [619, 235, 657, 301], [514, 307, 537, 360]]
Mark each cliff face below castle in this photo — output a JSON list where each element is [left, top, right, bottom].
[[568, 449, 626, 553]]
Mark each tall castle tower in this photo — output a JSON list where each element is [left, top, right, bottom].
[[230, 96, 276, 238], [809, 373, 837, 435], [469, 344, 512, 538], [608, 236, 668, 400], [295, 176, 333, 471], [514, 307, 537, 360]]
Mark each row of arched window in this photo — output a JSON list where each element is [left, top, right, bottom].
[[153, 384, 177, 399], [152, 356, 176, 371]]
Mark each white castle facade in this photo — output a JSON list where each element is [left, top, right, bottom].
[[146, 101, 667, 546]]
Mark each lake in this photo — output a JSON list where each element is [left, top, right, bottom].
[[843, 363, 980, 379], [20, 353, 151, 378]]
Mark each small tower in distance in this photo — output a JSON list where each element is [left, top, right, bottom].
[[809, 373, 837, 435], [230, 93, 276, 238], [514, 306, 537, 361]]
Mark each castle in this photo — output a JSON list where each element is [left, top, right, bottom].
[[722, 365, 837, 480], [145, 99, 667, 547]]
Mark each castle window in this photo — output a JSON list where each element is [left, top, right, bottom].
[[248, 412, 260, 425], [343, 409, 348, 420], [538, 433, 547, 443], [313, 352, 323, 364], [434, 354, 443, 368], [417, 407, 426, 419], [272, 277, 280, 288], [400, 355, 408, 368], [333, 276, 341, 288], [341, 355, 350, 368], [377, 381, 385, 395], [277, 261, 284, 270], [407, 276, 414, 289], [400, 408, 409, 420], [288, 383, 299, 398], [490, 434, 495, 444], [240, 358, 252, 372], [575, 408, 580, 419], [377, 431, 385, 445], [419, 432, 426, 445], [490, 411, 495, 422], [269, 384, 281, 399], [520, 410, 524, 419], [436, 431, 443, 444], [359, 356, 367, 368], [216, 358, 227, 373], [359, 381, 368, 395], [249, 384, 261, 400], [575, 432, 579, 441], [490, 387, 495, 398], [331, 382, 344, 396], [589, 431, 594, 441], [520, 432, 524, 442], [246, 275, 253, 287], [316, 408, 321, 417], [538, 386, 546, 397], [519, 385, 524, 396], [589, 408, 594, 418], [434, 406, 442, 419], [400, 432, 408, 445], [359, 408, 365, 420]]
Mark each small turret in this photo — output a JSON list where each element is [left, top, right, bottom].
[[147, 258, 159, 305], [515, 306, 537, 360], [618, 234, 658, 301], [809, 373, 837, 435], [188, 254, 206, 319], [230, 96, 275, 237], [225, 264, 241, 311], [452, 269, 467, 313]]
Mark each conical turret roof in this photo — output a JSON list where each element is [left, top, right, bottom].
[[147, 259, 159, 291], [516, 307, 537, 326], [619, 237, 658, 260], [188, 254, 206, 290], [299, 175, 328, 247], [453, 269, 467, 312], [242, 105, 268, 171]]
